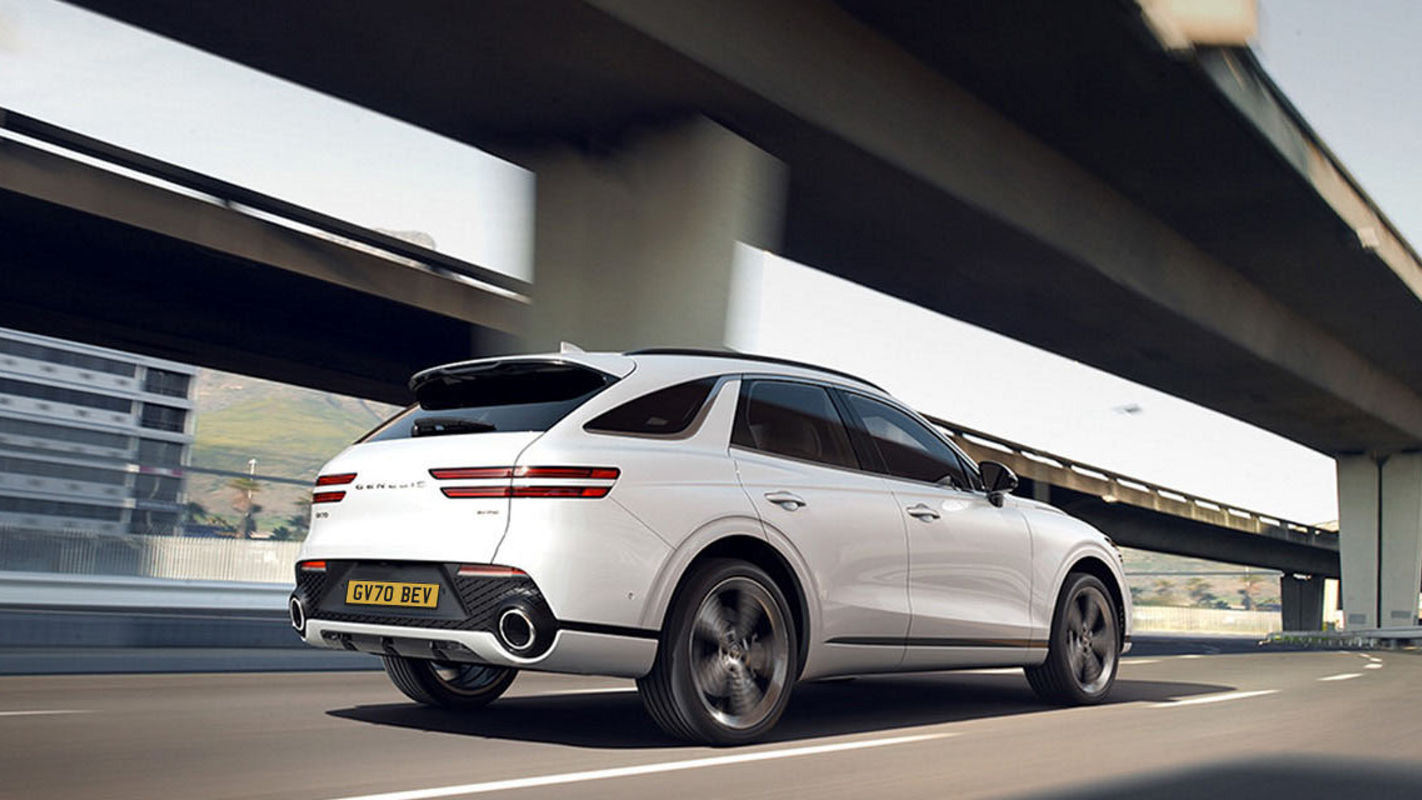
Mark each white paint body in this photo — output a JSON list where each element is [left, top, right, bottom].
[[299, 352, 1131, 679]]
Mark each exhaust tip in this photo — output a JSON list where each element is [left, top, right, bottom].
[[497, 607, 536, 652], [289, 596, 307, 634]]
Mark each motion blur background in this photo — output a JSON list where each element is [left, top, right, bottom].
[[2, 0, 1420, 645]]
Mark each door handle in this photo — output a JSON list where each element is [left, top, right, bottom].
[[906, 503, 940, 521], [764, 491, 807, 510]]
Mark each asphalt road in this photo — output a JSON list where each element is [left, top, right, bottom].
[[2, 650, 1420, 800]]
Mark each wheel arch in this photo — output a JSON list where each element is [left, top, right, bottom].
[[658, 534, 811, 678], [1063, 555, 1129, 647]]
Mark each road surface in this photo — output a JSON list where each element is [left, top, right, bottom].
[[2, 650, 1420, 799]]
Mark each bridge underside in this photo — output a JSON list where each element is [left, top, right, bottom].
[[70, 0, 1422, 455], [0, 140, 523, 405], [36, 0, 1422, 626]]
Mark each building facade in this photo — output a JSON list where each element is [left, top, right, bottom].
[[0, 326, 196, 535]]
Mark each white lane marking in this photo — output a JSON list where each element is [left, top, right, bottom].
[[1176, 654, 1203, 659], [1318, 673, 1363, 682], [1152, 690, 1277, 708], [1121, 659, 1160, 665], [0, 710, 90, 717], [321, 732, 955, 800], [1365, 663, 1383, 670]]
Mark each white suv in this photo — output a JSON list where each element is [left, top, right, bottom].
[[292, 349, 1130, 744]]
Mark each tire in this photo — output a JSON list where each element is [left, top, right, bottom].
[[382, 656, 517, 710], [1025, 573, 1120, 705], [637, 558, 798, 745]]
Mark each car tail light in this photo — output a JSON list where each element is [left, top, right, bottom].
[[441, 486, 511, 499], [432, 465, 618, 499], [511, 485, 611, 498], [516, 466, 620, 480], [429, 467, 513, 480], [315, 473, 357, 486], [457, 564, 527, 578], [312, 491, 346, 504], [299, 560, 327, 572]]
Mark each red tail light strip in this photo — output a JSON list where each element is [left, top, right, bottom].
[[299, 560, 327, 572], [442, 485, 614, 499], [315, 473, 357, 486], [513, 485, 611, 498], [312, 491, 346, 504], [441, 486, 511, 499], [435, 465, 619, 500], [429, 467, 514, 480], [430, 466, 619, 480], [517, 466, 620, 480]]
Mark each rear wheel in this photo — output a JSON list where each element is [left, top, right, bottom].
[[1025, 573, 1119, 705], [638, 558, 797, 745], [382, 656, 517, 709]]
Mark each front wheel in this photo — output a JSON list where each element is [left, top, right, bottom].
[[382, 656, 517, 709], [638, 559, 797, 745], [1025, 573, 1119, 705]]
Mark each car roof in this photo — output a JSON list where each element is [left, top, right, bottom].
[[624, 349, 886, 392], [412, 349, 886, 395]]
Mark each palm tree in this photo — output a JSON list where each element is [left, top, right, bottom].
[[226, 475, 262, 538], [1238, 573, 1265, 611], [1151, 578, 1178, 606], [1185, 577, 1212, 607]]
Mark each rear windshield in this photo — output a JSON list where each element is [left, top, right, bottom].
[[360, 361, 617, 442]]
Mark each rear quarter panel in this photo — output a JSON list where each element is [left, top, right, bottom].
[[496, 378, 764, 630]]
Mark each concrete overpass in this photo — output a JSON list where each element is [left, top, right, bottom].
[[0, 110, 524, 405], [28, 0, 1422, 629]]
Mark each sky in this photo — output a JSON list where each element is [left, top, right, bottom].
[[2, 0, 1419, 525]]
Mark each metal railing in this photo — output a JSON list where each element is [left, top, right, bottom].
[[0, 107, 529, 297], [0, 527, 297, 584], [924, 415, 1337, 549]]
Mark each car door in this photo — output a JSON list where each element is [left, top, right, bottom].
[[730, 378, 910, 673], [838, 392, 1035, 667]]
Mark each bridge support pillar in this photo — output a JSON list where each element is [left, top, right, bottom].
[[527, 117, 786, 352], [1337, 453, 1422, 629], [1280, 574, 1324, 632]]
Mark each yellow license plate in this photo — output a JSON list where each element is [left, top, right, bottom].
[[345, 580, 439, 608]]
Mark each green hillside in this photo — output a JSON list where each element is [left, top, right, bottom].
[[187, 369, 400, 530]]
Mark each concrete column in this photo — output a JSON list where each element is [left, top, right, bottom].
[[1337, 455, 1380, 629], [527, 117, 786, 352], [1279, 574, 1324, 632], [1337, 453, 1422, 629], [1380, 453, 1422, 627]]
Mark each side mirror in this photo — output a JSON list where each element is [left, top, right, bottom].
[[979, 460, 1019, 507]]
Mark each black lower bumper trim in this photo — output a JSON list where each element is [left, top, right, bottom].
[[320, 630, 490, 665], [559, 621, 659, 640]]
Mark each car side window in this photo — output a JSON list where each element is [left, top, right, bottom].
[[732, 380, 858, 470], [842, 394, 972, 489], [584, 378, 718, 436]]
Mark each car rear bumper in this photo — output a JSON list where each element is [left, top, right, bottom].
[[289, 560, 658, 678], [299, 619, 658, 678]]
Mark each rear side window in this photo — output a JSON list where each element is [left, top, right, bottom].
[[731, 380, 857, 470], [842, 394, 973, 489], [361, 361, 616, 442], [585, 378, 718, 436]]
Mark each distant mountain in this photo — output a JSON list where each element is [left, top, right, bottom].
[[187, 369, 400, 529]]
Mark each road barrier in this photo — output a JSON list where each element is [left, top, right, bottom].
[[1132, 604, 1281, 635], [0, 527, 297, 584]]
